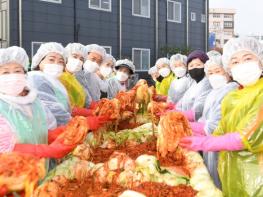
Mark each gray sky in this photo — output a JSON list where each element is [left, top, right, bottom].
[[209, 0, 263, 36]]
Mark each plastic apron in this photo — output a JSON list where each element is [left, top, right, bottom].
[[199, 82, 238, 189], [59, 72, 86, 108], [155, 73, 175, 96], [213, 78, 263, 197], [44, 74, 71, 112], [167, 75, 194, 104], [176, 77, 212, 120]]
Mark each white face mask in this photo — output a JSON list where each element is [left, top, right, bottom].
[[83, 60, 99, 73], [43, 64, 64, 78], [172, 67, 187, 78], [231, 61, 262, 86], [159, 67, 171, 78], [100, 66, 112, 78], [66, 57, 83, 73], [0, 74, 27, 96], [209, 74, 228, 89], [116, 71, 129, 82]]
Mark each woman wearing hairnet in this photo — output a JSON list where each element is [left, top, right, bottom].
[[148, 66, 158, 84], [75, 44, 109, 102], [189, 53, 238, 188], [155, 57, 174, 96], [28, 42, 71, 126], [167, 54, 194, 103], [59, 43, 89, 108], [107, 59, 135, 99], [98, 54, 116, 98], [180, 37, 263, 196], [176, 50, 212, 121], [0, 46, 73, 160]]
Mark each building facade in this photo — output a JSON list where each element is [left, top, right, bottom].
[[1, 0, 208, 76], [209, 8, 235, 48]]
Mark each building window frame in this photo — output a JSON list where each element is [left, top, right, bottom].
[[31, 41, 45, 59], [39, 0, 62, 4], [213, 13, 220, 18], [132, 0, 151, 18], [132, 48, 151, 71], [102, 46, 112, 55], [167, 0, 181, 23], [201, 14, 206, 23], [89, 0, 112, 12], [191, 12, 196, 21]]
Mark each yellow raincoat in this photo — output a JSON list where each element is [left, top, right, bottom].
[[155, 73, 175, 96], [59, 72, 86, 108], [214, 77, 263, 197]]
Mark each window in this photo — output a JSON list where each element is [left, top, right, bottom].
[[201, 14, 206, 23], [31, 42, 45, 59], [132, 0, 150, 18], [224, 14, 233, 19], [89, 0, 111, 12], [102, 46, 112, 55], [213, 13, 220, 18], [0, 0, 8, 48], [191, 12, 196, 21], [40, 0, 62, 3], [132, 48, 150, 71], [213, 22, 220, 29], [224, 21, 233, 29], [167, 0, 181, 23]]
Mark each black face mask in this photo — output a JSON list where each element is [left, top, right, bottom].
[[188, 68, 205, 83], [156, 75, 164, 82]]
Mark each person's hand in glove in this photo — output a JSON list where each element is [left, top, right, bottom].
[[71, 107, 93, 117], [179, 133, 243, 152], [48, 126, 65, 144], [166, 102, 176, 110], [153, 94, 168, 102], [182, 110, 195, 122], [13, 138, 74, 159], [190, 122, 205, 136], [86, 115, 110, 130]]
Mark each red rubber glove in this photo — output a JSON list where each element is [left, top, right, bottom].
[[166, 102, 176, 110], [87, 115, 110, 130], [48, 126, 65, 144], [0, 185, 8, 197], [153, 94, 168, 102], [89, 101, 99, 110], [13, 139, 74, 159], [72, 107, 94, 117]]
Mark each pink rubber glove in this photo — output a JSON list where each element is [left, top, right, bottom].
[[179, 133, 243, 152], [190, 122, 205, 136], [182, 110, 195, 122]]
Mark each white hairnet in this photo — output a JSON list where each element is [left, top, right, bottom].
[[222, 37, 263, 70], [103, 54, 116, 67], [31, 42, 67, 70], [0, 46, 29, 70], [155, 57, 170, 68], [115, 59, 135, 74], [148, 66, 158, 75], [86, 44, 106, 60], [207, 50, 221, 59], [170, 54, 187, 65], [204, 53, 223, 73], [65, 43, 87, 59]]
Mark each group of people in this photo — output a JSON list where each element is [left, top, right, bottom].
[[0, 36, 263, 196]]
